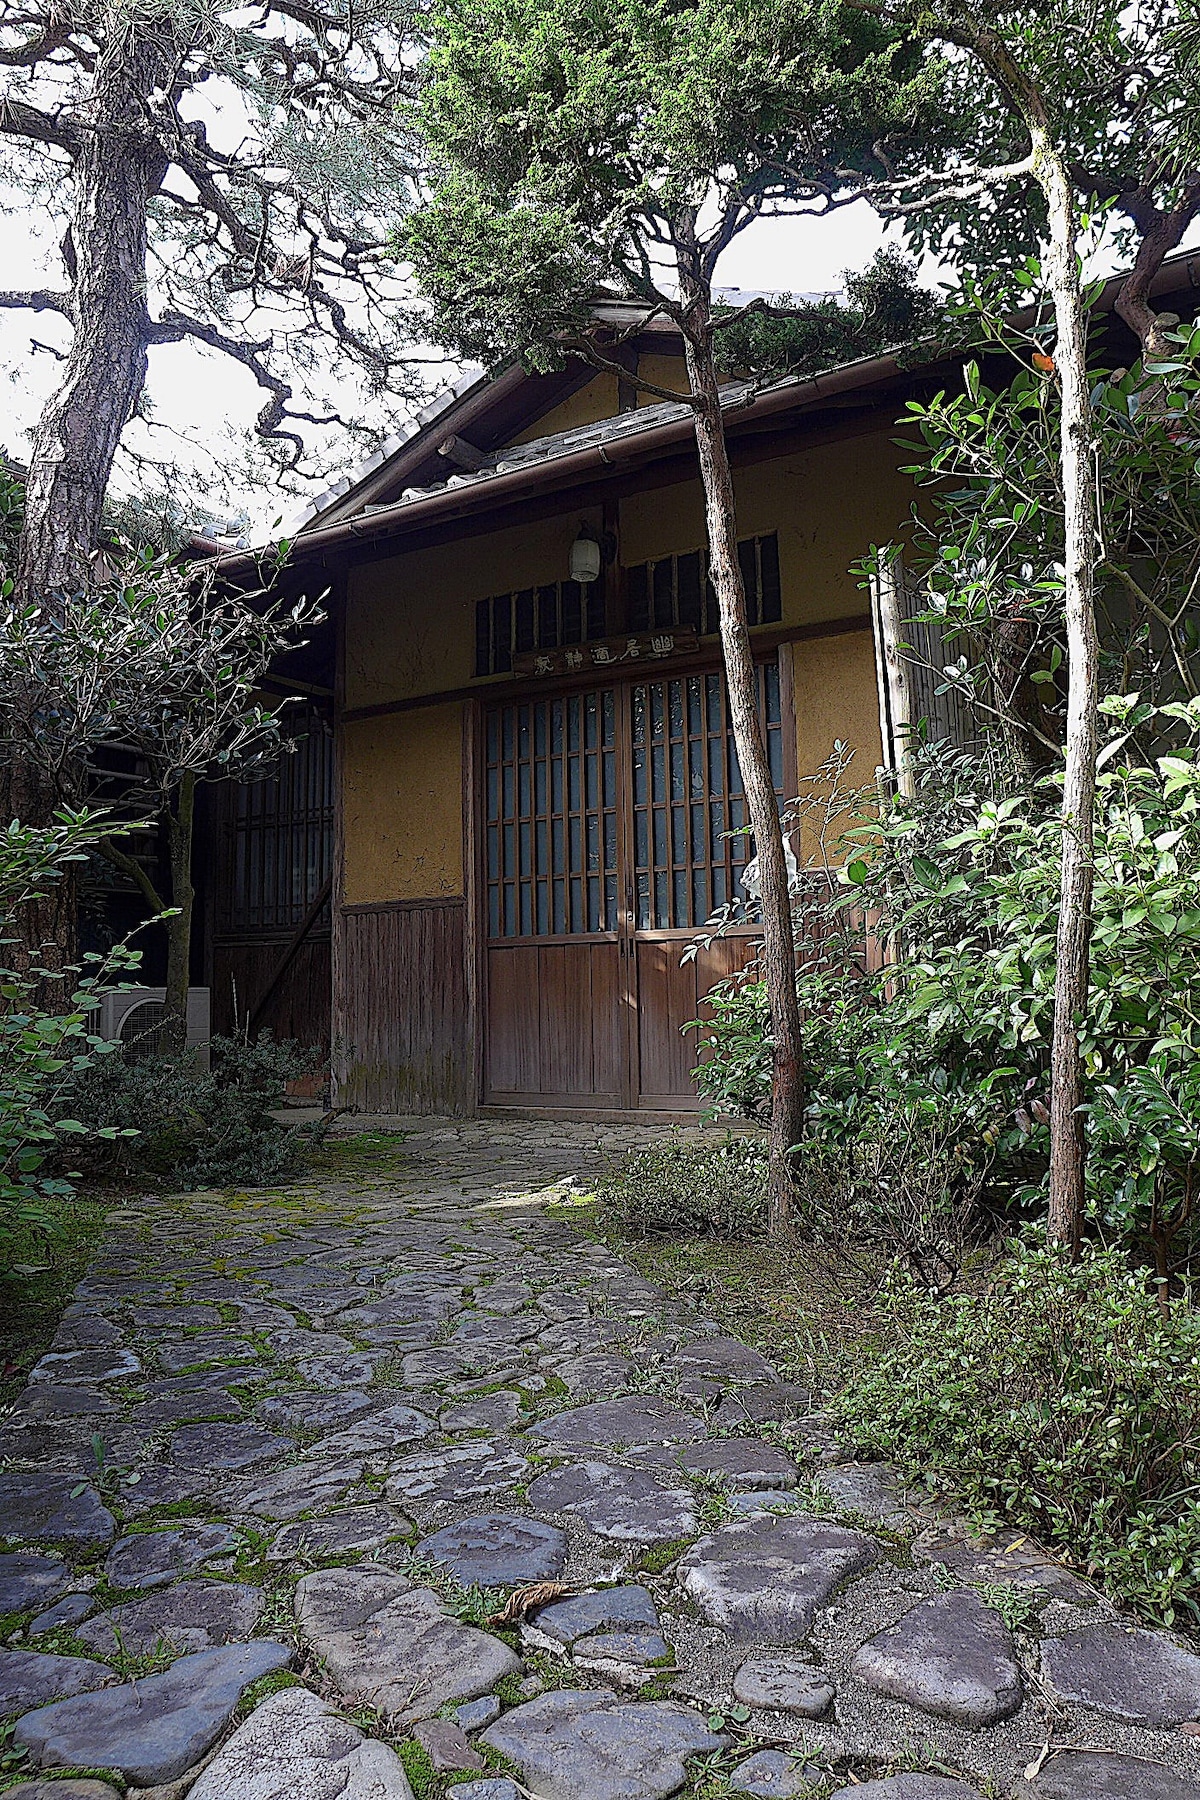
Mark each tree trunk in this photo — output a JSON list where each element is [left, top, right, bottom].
[[15, 11, 164, 604], [164, 773, 197, 1053], [1035, 130, 1099, 1256], [873, 556, 917, 798], [8, 7, 168, 980], [680, 284, 805, 1229]]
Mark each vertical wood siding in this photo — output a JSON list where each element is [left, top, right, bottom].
[[333, 899, 472, 1115], [211, 937, 331, 1047]]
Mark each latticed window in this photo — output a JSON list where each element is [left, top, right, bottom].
[[218, 716, 334, 934], [626, 532, 781, 636], [475, 580, 607, 676], [484, 664, 782, 939]]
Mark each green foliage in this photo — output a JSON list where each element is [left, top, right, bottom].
[[895, 1, 1200, 304], [595, 1132, 767, 1239], [836, 1237, 1200, 1626], [969, 1580, 1046, 1634], [405, 0, 949, 372], [0, 1185, 104, 1404], [395, 1739, 439, 1796], [871, 319, 1200, 748], [842, 698, 1200, 1265], [699, 689, 1200, 1280], [66, 1033, 321, 1189], [0, 455, 22, 575], [0, 543, 324, 809], [692, 972, 772, 1123], [0, 812, 140, 1253], [716, 249, 946, 382]]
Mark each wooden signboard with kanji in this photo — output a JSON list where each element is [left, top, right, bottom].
[[513, 630, 699, 678]]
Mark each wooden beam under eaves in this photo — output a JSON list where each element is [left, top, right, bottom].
[[437, 433, 490, 472]]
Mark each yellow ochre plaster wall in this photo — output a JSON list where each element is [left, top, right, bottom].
[[619, 427, 913, 630], [344, 511, 597, 711], [634, 353, 690, 401], [344, 423, 910, 714], [341, 704, 464, 905], [340, 421, 912, 899], [790, 629, 883, 861], [509, 375, 622, 445]]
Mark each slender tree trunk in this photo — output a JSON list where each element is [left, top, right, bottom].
[[164, 774, 196, 1053], [1035, 130, 1099, 1256], [679, 281, 805, 1229]]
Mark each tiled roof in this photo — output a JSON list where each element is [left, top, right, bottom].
[[277, 291, 834, 541], [271, 363, 487, 540], [350, 386, 727, 517]]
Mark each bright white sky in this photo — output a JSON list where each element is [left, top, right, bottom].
[[0, 199, 897, 536]]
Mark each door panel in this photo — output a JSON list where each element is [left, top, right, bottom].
[[538, 941, 625, 1102], [485, 941, 625, 1105], [485, 689, 620, 940], [482, 662, 784, 1112], [485, 943, 541, 1096], [483, 689, 627, 1105], [630, 665, 782, 931], [634, 933, 757, 1110], [627, 664, 781, 1107]]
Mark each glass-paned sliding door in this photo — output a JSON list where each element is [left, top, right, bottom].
[[482, 661, 785, 1112]]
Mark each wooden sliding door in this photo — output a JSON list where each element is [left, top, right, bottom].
[[628, 665, 781, 1108], [482, 662, 784, 1113], [483, 688, 627, 1107]]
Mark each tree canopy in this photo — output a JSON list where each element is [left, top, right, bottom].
[[0, 0, 427, 538], [405, 0, 949, 375]]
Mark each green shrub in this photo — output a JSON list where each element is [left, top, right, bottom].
[[66, 1032, 321, 1188], [595, 1133, 767, 1239], [834, 1238, 1200, 1626], [1, 812, 141, 1254], [692, 971, 773, 1124], [792, 1110, 995, 1291], [697, 700, 1200, 1283]]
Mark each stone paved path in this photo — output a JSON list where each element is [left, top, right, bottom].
[[3, 1117, 1200, 1800]]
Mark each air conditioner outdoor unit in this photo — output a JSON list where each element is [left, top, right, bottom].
[[97, 987, 211, 1068]]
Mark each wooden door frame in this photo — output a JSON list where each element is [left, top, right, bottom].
[[613, 680, 638, 1112], [470, 642, 797, 1120]]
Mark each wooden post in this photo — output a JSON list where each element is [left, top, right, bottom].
[[872, 556, 916, 799]]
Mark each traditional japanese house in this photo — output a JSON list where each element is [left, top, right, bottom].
[[207, 255, 1200, 1119]]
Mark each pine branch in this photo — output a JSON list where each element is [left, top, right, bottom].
[[149, 309, 307, 460], [0, 289, 73, 317], [0, 96, 78, 151]]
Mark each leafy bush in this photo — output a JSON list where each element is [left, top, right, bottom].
[[835, 1238, 1200, 1626], [693, 971, 773, 1123], [697, 699, 1200, 1283], [793, 1112, 995, 1292], [67, 1032, 322, 1189], [595, 1133, 768, 1239], [842, 698, 1200, 1271], [1, 813, 139, 1253]]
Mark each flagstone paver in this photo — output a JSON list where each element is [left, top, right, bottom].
[[527, 1458, 699, 1541], [678, 1514, 883, 1644], [294, 1567, 522, 1721], [1039, 1620, 1200, 1727], [13, 1640, 293, 1785], [851, 1590, 1024, 1727], [732, 1651, 835, 1716], [188, 1685, 416, 1798], [729, 1748, 818, 1795], [417, 1512, 568, 1585], [0, 1649, 114, 1713], [2, 1117, 1199, 1796], [75, 1577, 265, 1656]]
